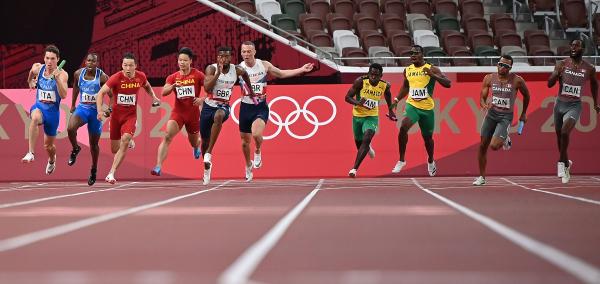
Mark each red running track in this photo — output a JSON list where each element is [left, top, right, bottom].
[[0, 176, 599, 284]]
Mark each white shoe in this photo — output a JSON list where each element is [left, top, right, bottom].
[[473, 176, 486, 186], [245, 163, 253, 182], [348, 168, 357, 178], [45, 156, 56, 175], [253, 153, 262, 168], [561, 166, 571, 184], [105, 173, 116, 184], [502, 136, 512, 150], [204, 153, 212, 169], [557, 160, 572, 178], [128, 139, 135, 149], [368, 146, 375, 159], [427, 161, 437, 176], [392, 161, 406, 173], [21, 152, 35, 163], [203, 167, 211, 185]]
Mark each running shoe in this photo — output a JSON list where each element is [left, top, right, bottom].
[[21, 152, 35, 163], [88, 168, 97, 186], [105, 173, 116, 184], [562, 166, 571, 184], [348, 168, 357, 178], [472, 176, 486, 186], [502, 136, 512, 150], [68, 145, 81, 166], [392, 161, 406, 173], [253, 153, 262, 169], [45, 155, 56, 175], [193, 147, 201, 159], [245, 163, 253, 182], [151, 166, 161, 176], [427, 161, 437, 176], [557, 160, 572, 178]]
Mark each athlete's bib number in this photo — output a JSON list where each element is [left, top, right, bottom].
[[251, 83, 264, 94], [38, 90, 56, 103], [492, 96, 510, 109], [117, 93, 136, 106], [81, 92, 96, 103], [214, 88, 232, 100], [362, 98, 378, 109], [176, 85, 195, 99], [409, 88, 429, 100], [561, 84, 581, 98]]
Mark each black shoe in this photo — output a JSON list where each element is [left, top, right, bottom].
[[88, 168, 97, 186], [68, 146, 81, 166]]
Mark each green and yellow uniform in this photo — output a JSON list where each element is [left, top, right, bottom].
[[352, 77, 389, 140], [404, 63, 436, 136]]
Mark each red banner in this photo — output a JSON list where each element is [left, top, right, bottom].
[[1, 82, 599, 182]]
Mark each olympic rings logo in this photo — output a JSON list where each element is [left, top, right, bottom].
[[230, 96, 337, 140]]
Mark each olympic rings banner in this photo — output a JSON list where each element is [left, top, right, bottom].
[[0, 81, 599, 182]]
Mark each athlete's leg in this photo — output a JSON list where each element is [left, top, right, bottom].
[[155, 120, 181, 168], [109, 133, 133, 174], [477, 136, 493, 177], [67, 113, 85, 150], [559, 118, 576, 164], [206, 109, 226, 154], [241, 132, 253, 167], [28, 109, 44, 154], [353, 129, 375, 170], [398, 117, 414, 162], [251, 118, 266, 155], [423, 135, 435, 163]]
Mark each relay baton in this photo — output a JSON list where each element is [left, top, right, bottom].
[[52, 60, 66, 80], [517, 120, 525, 135]]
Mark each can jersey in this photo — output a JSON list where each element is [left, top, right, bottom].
[[558, 58, 592, 102], [489, 73, 518, 113], [207, 64, 237, 104], [35, 65, 61, 111], [239, 59, 268, 104], [165, 68, 205, 112], [106, 70, 147, 113], [405, 63, 436, 110], [77, 68, 103, 109], [353, 78, 389, 117]]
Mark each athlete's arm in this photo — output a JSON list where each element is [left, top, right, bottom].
[[96, 83, 111, 121], [345, 77, 363, 106], [204, 65, 219, 93], [161, 74, 178, 97], [71, 68, 82, 113], [427, 66, 451, 88], [383, 82, 397, 121], [548, 60, 564, 88], [236, 66, 256, 97], [264, 60, 314, 78], [99, 72, 112, 99], [516, 75, 530, 122], [588, 65, 599, 113], [479, 74, 492, 109], [27, 63, 42, 89], [395, 70, 409, 102], [54, 68, 69, 99], [143, 80, 160, 105]]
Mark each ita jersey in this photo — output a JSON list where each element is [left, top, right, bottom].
[[353, 78, 389, 117], [208, 64, 237, 103], [558, 58, 592, 102], [405, 63, 436, 110], [489, 73, 518, 113], [35, 65, 61, 111], [78, 68, 103, 109], [239, 59, 268, 104]]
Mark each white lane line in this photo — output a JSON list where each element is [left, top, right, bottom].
[[0, 180, 232, 252], [503, 178, 600, 206], [0, 182, 138, 209], [411, 178, 600, 284], [218, 179, 325, 284], [592, 177, 600, 182]]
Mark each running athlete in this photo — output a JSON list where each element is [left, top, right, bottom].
[[238, 41, 314, 181], [202, 46, 254, 185], [345, 63, 396, 178], [151, 47, 205, 176], [391, 45, 451, 176], [22, 45, 69, 175], [548, 39, 599, 183], [67, 53, 109, 185], [473, 55, 530, 186], [96, 52, 161, 184]]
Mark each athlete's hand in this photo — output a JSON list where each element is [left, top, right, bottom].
[[519, 113, 528, 123], [302, 63, 314, 73], [70, 106, 76, 113], [357, 98, 373, 109], [97, 113, 105, 122], [152, 100, 161, 107], [480, 100, 491, 110], [387, 112, 398, 121], [423, 67, 433, 76], [193, 97, 203, 106], [28, 78, 37, 89]]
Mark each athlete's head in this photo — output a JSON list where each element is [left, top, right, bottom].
[[240, 41, 256, 63], [497, 54, 513, 76], [122, 52, 137, 78], [570, 39, 584, 59], [217, 46, 232, 66], [44, 45, 60, 70], [85, 53, 99, 72], [410, 45, 425, 66], [367, 63, 383, 85], [178, 47, 194, 71]]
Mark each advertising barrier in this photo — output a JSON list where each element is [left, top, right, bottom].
[[1, 81, 598, 182]]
